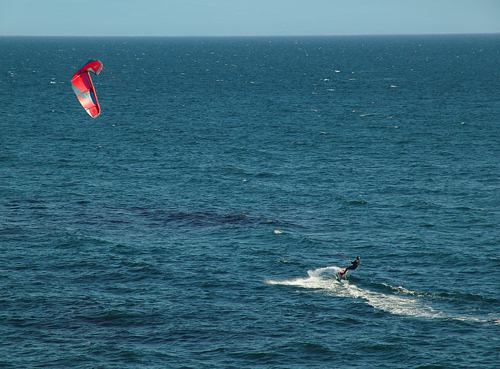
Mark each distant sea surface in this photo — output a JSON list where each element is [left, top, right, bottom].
[[1, 34, 499, 368]]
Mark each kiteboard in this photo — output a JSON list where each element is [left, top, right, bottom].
[[338, 268, 347, 278]]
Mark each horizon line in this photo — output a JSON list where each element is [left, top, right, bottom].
[[1, 32, 499, 38]]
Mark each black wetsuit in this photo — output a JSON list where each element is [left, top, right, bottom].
[[345, 258, 360, 272]]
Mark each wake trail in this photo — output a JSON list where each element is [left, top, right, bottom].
[[267, 267, 500, 325]]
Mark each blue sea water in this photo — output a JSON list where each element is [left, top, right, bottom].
[[1, 34, 500, 368]]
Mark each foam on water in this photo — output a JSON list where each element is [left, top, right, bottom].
[[267, 267, 500, 325]]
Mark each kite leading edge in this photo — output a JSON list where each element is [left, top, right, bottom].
[[71, 59, 103, 118]]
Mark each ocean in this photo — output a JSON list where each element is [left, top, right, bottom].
[[1, 34, 499, 368]]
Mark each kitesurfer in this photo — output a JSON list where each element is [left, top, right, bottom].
[[339, 256, 360, 277]]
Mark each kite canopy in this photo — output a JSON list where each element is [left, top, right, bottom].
[[71, 59, 103, 118]]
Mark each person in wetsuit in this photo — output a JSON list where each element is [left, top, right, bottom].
[[340, 256, 360, 277]]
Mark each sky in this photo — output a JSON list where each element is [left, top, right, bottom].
[[1, 0, 499, 37]]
